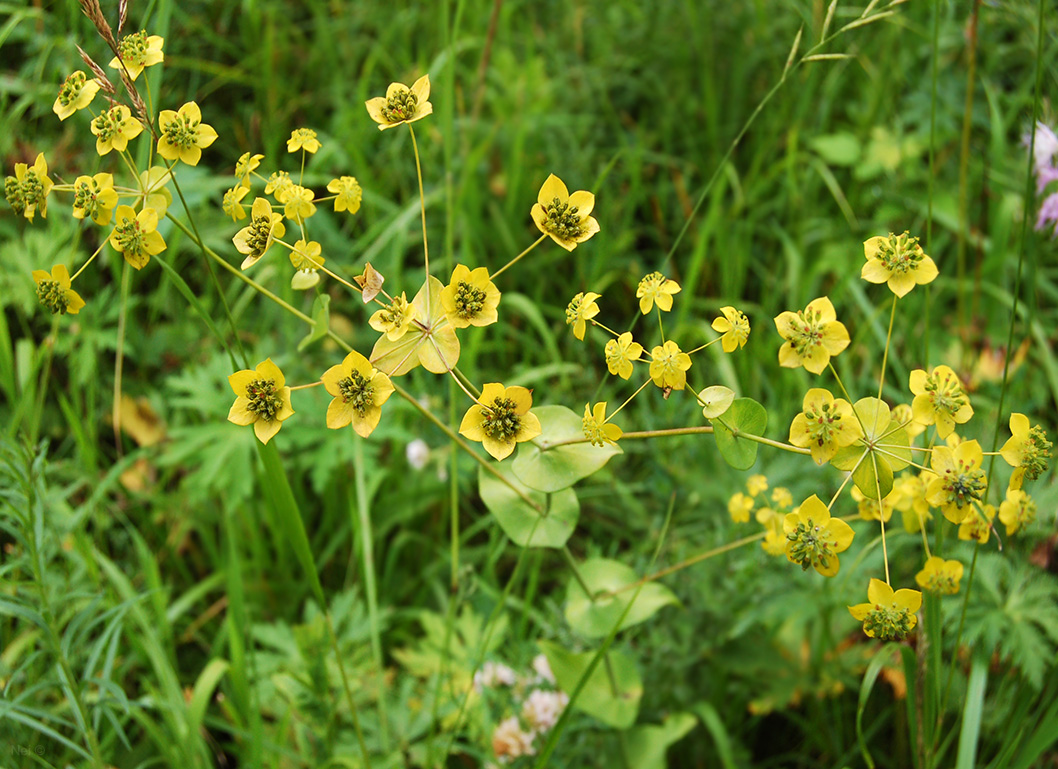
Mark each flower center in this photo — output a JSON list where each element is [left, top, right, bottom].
[[291, 128, 316, 145], [5, 176, 27, 213], [582, 413, 607, 447], [245, 378, 282, 421], [246, 214, 274, 256], [36, 280, 70, 315], [266, 171, 293, 201], [380, 295, 413, 330], [805, 401, 844, 447], [652, 346, 681, 375], [876, 231, 925, 274], [115, 216, 148, 255], [863, 604, 915, 640], [1022, 425, 1053, 481], [381, 88, 418, 123], [923, 571, 958, 594], [57, 71, 88, 107], [924, 369, 966, 416], [941, 463, 986, 510], [162, 111, 201, 151], [728, 310, 750, 341], [481, 397, 521, 441], [338, 371, 374, 417], [454, 281, 487, 320], [93, 107, 132, 144], [73, 178, 101, 218], [786, 518, 835, 571], [543, 197, 585, 240], [116, 30, 150, 66], [789, 308, 826, 357]]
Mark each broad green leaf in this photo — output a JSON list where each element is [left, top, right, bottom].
[[853, 450, 894, 500], [539, 640, 642, 729], [831, 398, 912, 495], [699, 385, 735, 419], [626, 712, 698, 769], [512, 405, 621, 492], [370, 276, 460, 375], [565, 558, 679, 638], [809, 132, 861, 166], [478, 464, 579, 548], [710, 398, 767, 470], [297, 294, 330, 351]]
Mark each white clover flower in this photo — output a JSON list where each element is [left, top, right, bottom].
[[406, 438, 430, 470], [491, 716, 535, 762], [473, 661, 517, 692], [521, 689, 569, 733]]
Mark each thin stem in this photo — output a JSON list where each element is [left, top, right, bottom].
[[113, 262, 130, 458], [288, 381, 324, 391], [872, 451, 890, 585], [942, 544, 980, 710], [712, 415, 813, 455], [829, 362, 868, 436], [408, 124, 430, 311], [71, 238, 110, 281], [877, 295, 897, 401], [490, 233, 548, 280], [611, 532, 766, 595], [588, 317, 623, 338], [607, 377, 653, 421], [451, 367, 482, 400], [562, 547, 594, 600]]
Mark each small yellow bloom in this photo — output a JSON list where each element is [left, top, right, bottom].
[[234, 152, 264, 188], [565, 292, 600, 340], [321, 350, 394, 438], [774, 296, 850, 375], [783, 494, 854, 577], [222, 185, 250, 222], [861, 231, 938, 297], [227, 358, 294, 445], [32, 264, 85, 315], [926, 440, 986, 524], [53, 71, 100, 120], [649, 340, 692, 390], [157, 102, 218, 167], [233, 198, 286, 270], [999, 413, 1051, 489], [459, 383, 542, 461], [915, 556, 963, 595], [848, 579, 921, 640], [6, 153, 54, 222], [287, 128, 321, 154], [327, 176, 362, 214], [893, 472, 932, 533], [530, 174, 600, 252], [136, 166, 173, 218], [289, 239, 324, 271], [636, 272, 681, 314], [369, 292, 418, 341], [282, 185, 317, 223], [788, 388, 862, 466], [998, 488, 1037, 536], [71, 173, 118, 226], [728, 492, 753, 523], [109, 205, 166, 270], [891, 403, 926, 439], [582, 402, 622, 447], [441, 265, 500, 328], [604, 332, 643, 379], [771, 487, 793, 509], [365, 75, 433, 130], [746, 474, 768, 497], [909, 365, 973, 439], [91, 105, 143, 156], [109, 30, 164, 80], [265, 171, 294, 203], [712, 306, 750, 352], [851, 486, 895, 522], [958, 503, 995, 544]]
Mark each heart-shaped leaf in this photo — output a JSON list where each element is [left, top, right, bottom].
[[478, 464, 579, 548], [699, 385, 735, 419], [710, 398, 767, 470], [565, 558, 679, 639], [538, 640, 643, 729], [512, 405, 621, 492]]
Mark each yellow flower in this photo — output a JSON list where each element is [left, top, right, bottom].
[[327, 176, 362, 214], [530, 174, 600, 251], [1000, 413, 1052, 489], [32, 264, 85, 315], [287, 128, 321, 154], [109, 30, 164, 80], [234, 198, 286, 270], [71, 173, 118, 226], [891, 403, 926, 439], [265, 171, 294, 203], [234, 152, 263, 188], [369, 292, 418, 341], [893, 472, 932, 533], [157, 102, 218, 166], [604, 332, 643, 379], [998, 488, 1037, 536], [109, 205, 166, 270], [712, 306, 750, 352], [582, 402, 622, 447], [6, 153, 54, 222], [909, 365, 973, 439], [636, 272, 681, 314], [861, 231, 938, 298], [649, 340, 692, 390], [915, 556, 963, 595], [746, 474, 768, 497], [851, 486, 895, 522], [459, 383, 542, 461], [53, 71, 100, 120], [91, 105, 144, 156], [282, 185, 316, 223], [788, 388, 862, 465], [441, 265, 500, 328], [771, 487, 793, 509], [227, 358, 294, 444], [848, 579, 921, 640], [926, 439, 986, 524], [136, 166, 173, 218], [365, 75, 433, 130], [782, 494, 854, 577], [289, 239, 324, 271], [565, 292, 600, 340], [728, 492, 753, 523], [222, 185, 250, 222], [958, 503, 995, 543], [774, 296, 850, 375], [321, 350, 394, 438]]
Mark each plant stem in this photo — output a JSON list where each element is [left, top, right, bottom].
[[408, 124, 430, 310], [611, 532, 766, 595], [490, 234, 547, 280]]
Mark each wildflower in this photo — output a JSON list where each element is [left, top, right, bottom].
[[861, 231, 938, 298], [926, 439, 987, 523], [222, 185, 250, 222], [473, 661, 517, 692], [774, 296, 850, 375], [532, 654, 556, 684], [910, 365, 973, 439], [227, 358, 294, 444], [265, 170, 294, 203], [52, 71, 100, 120], [564, 292, 601, 341], [5, 154, 52, 223], [321, 349, 394, 438], [289, 239, 324, 271], [287, 128, 321, 153], [327, 176, 362, 214], [406, 439, 430, 470], [636, 271, 681, 314], [441, 265, 501, 328], [788, 388, 862, 465], [604, 332, 643, 379], [893, 472, 932, 533], [772, 487, 793, 509], [958, 503, 995, 543], [1036, 192, 1058, 237], [369, 292, 418, 341], [491, 716, 535, 761], [999, 488, 1037, 536], [365, 74, 433, 130], [69, 173, 118, 226], [712, 306, 751, 352], [747, 474, 768, 497], [234, 198, 286, 270], [530, 174, 600, 251], [1000, 413, 1051, 489], [915, 556, 964, 595], [109, 30, 164, 80], [459, 383, 542, 461], [282, 185, 316, 222], [234, 152, 264, 188], [522, 689, 569, 733], [137, 166, 173, 218], [783, 494, 854, 577], [91, 105, 144, 156], [728, 492, 753, 523], [891, 403, 925, 439], [354, 262, 385, 303], [848, 579, 921, 640], [582, 402, 622, 447], [157, 102, 218, 166], [761, 524, 787, 556], [851, 486, 895, 523], [109, 205, 166, 270], [1025, 121, 1058, 195], [649, 340, 691, 390], [32, 264, 85, 315]]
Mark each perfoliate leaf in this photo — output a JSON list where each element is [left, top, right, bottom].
[[512, 405, 621, 492], [565, 558, 679, 639], [370, 276, 460, 375], [477, 464, 579, 548], [539, 640, 643, 729], [711, 398, 768, 470]]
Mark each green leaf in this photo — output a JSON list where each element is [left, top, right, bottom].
[[512, 405, 621, 492], [809, 132, 861, 166], [699, 385, 735, 419], [370, 276, 460, 375], [852, 450, 894, 500], [625, 712, 698, 769], [297, 294, 330, 351], [477, 464, 579, 548], [710, 398, 767, 470], [538, 640, 642, 729], [565, 558, 679, 638]]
